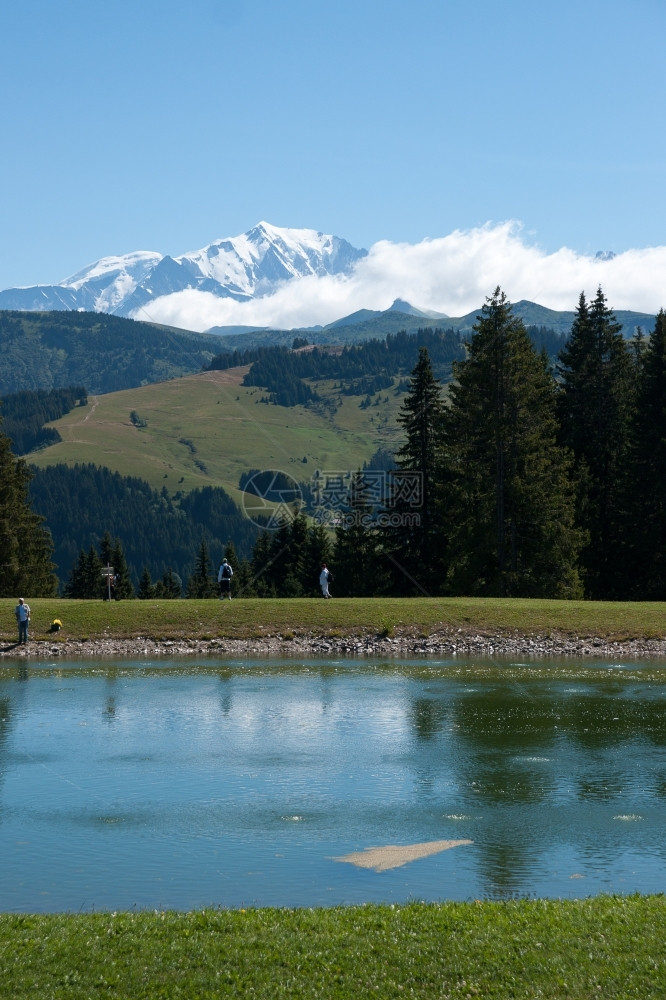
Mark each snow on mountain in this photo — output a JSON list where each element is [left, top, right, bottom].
[[0, 223, 367, 319]]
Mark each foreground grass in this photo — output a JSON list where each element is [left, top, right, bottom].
[[1, 896, 664, 999], [2, 595, 666, 645]]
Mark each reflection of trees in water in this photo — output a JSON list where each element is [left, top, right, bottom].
[[564, 688, 666, 749], [474, 838, 538, 899], [447, 686, 560, 896], [408, 696, 448, 743], [452, 685, 558, 802], [431, 680, 666, 896], [219, 671, 234, 717], [0, 697, 14, 813], [402, 684, 558, 895], [406, 695, 453, 797], [549, 686, 666, 803]]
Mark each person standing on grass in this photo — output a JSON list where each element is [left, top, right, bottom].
[[319, 563, 333, 599], [15, 598, 30, 644], [217, 558, 233, 600]]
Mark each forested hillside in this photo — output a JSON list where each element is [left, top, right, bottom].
[[1, 386, 87, 454], [207, 325, 566, 407], [0, 311, 217, 394], [29, 464, 261, 590]]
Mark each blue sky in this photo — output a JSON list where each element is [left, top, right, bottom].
[[2, 0, 665, 320]]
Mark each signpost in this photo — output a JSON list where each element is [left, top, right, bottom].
[[101, 564, 115, 602]]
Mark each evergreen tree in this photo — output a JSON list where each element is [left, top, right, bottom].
[[64, 549, 89, 598], [625, 309, 666, 597], [99, 531, 114, 572], [250, 531, 275, 596], [333, 471, 387, 596], [84, 545, 103, 598], [284, 513, 310, 595], [557, 287, 636, 597], [443, 288, 582, 597], [266, 521, 304, 596], [304, 522, 333, 596], [0, 425, 57, 597], [98, 531, 115, 599], [137, 566, 154, 599], [186, 538, 215, 598], [110, 537, 134, 599], [153, 568, 181, 598], [383, 347, 447, 595]]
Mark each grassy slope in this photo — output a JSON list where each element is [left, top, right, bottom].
[[3, 596, 666, 644], [1, 896, 664, 998], [28, 368, 404, 499]]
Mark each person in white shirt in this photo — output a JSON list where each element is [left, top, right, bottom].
[[319, 564, 332, 599], [15, 598, 30, 644]]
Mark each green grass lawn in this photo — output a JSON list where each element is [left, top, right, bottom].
[[1, 896, 664, 998], [3, 595, 666, 644]]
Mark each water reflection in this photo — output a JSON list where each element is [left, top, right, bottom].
[[0, 656, 666, 912]]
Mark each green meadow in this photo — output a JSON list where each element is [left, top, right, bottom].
[[28, 368, 404, 501], [3, 595, 666, 644]]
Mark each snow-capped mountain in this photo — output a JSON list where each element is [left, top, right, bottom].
[[0, 222, 367, 319]]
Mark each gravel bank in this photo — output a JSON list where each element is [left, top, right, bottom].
[[3, 629, 666, 660]]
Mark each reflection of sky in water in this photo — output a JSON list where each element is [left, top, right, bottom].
[[1, 656, 666, 912]]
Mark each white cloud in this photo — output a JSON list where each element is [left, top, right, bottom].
[[133, 222, 666, 332]]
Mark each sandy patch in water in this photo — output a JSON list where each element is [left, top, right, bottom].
[[335, 838, 473, 872]]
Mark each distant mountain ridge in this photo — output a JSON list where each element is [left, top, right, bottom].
[[206, 299, 657, 353], [0, 221, 656, 353], [0, 222, 367, 318]]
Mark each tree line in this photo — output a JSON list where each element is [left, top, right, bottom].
[[207, 324, 568, 410], [4, 285, 665, 601], [1, 386, 87, 455], [221, 286, 666, 601], [27, 465, 262, 592], [307, 286, 662, 601]]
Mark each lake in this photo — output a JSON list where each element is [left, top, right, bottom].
[[1, 655, 666, 912]]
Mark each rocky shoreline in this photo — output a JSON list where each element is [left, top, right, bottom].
[[3, 628, 666, 660]]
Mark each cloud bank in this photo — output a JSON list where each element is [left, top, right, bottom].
[[135, 222, 666, 332]]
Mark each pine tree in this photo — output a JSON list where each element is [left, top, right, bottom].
[[84, 545, 103, 598], [137, 566, 154, 599], [557, 287, 635, 597], [153, 568, 182, 598], [250, 531, 275, 596], [443, 288, 582, 598], [383, 346, 447, 595], [304, 522, 333, 596], [0, 426, 57, 597], [98, 531, 115, 599], [99, 531, 114, 573], [110, 537, 134, 599], [333, 471, 386, 596], [186, 538, 215, 598], [625, 309, 666, 597], [64, 548, 88, 598]]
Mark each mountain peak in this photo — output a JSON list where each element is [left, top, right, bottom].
[[386, 298, 449, 320], [0, 223, 368, 319]]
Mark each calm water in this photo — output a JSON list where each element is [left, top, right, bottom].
[[1, 655, 666, 912]]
